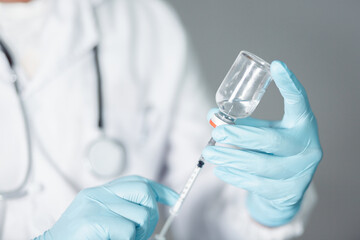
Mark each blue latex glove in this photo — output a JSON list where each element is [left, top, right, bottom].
[[34, 176, 179, 240], [202, 61, 323, 227]]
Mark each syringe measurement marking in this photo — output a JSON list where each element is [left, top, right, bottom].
[[156, 158, 206, 239], [171, 161, 203, 214]]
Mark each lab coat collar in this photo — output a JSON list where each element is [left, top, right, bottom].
[[22, 0, 100, 98]]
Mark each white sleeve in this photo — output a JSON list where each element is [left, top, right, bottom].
[[148, 1, 318, 239]]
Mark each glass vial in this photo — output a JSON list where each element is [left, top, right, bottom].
[[210, 51, 272, 126]]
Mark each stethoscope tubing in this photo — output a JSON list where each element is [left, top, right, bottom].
[[0, 39, 33, 199], [0, 40, 109, 199], [93, 45, 104, 129]]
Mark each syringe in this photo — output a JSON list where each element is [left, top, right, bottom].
[[154, 138, 216, 240]]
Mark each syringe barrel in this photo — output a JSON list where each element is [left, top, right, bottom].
[[169, 136, 217, 214], [170, 162, 202, 215]]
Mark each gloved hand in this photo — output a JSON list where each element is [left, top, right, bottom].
[[34, 176, 179, 240], [202, 60, 322, 227]]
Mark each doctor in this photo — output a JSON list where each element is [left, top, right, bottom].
[[0, 0, 322, 239]]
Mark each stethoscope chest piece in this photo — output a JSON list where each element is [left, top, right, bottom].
[[86, 136, 127, 178]]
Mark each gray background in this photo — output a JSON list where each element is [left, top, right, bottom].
[[167, 0, 360, 239]]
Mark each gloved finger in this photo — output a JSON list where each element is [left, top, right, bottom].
[[214, 166, 310, 203], [104, 215, 136, 240], [105, 176, 179, 207], [203, 146, 315, 179], [104, 177, 178, 239], [211, 125, 303, 156], [235, 116, 279, 128], [106, 175, 148, 185], [104, 179, 157, 216], [93, 189, 154, 240], [270, 61, 311, 126]]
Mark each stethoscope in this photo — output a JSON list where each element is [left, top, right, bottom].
[[0, 39, 127, 200]]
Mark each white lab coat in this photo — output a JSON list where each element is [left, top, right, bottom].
[[0, 0, 316, 239]]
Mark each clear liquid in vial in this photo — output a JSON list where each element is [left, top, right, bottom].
[[218, 99, 259, 119]]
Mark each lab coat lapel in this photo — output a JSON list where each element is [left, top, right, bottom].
[[22, 0, 99, 99]]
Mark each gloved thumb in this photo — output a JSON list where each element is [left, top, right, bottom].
[[270, 60, 310, 125], [148, 180, 179, 206]]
